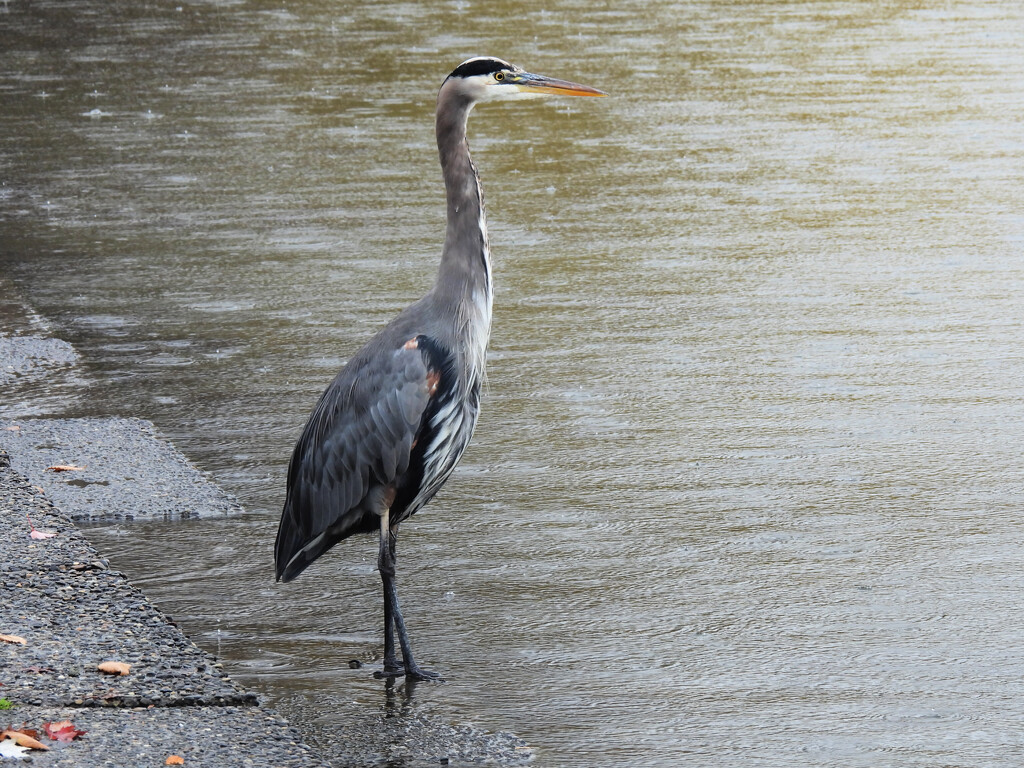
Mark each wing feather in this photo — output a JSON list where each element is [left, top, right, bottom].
[[274, 338, 440, 581]]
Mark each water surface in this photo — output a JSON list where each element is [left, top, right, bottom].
[[3, 1, 1024, 765]]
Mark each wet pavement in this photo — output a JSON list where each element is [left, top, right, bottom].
[[0, 451, 323, 766], [0, 417, 244, 522]]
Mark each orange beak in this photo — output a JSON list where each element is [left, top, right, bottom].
[[510, 72, 607, 98]]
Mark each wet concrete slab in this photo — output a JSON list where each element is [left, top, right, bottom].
[[0, 332, 78, 377], [0, 285, 240, 523], [0, 285, 89, 419], [0, 417, 243, 521]]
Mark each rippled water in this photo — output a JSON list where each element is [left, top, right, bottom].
[[4, 1, 1024, 765]]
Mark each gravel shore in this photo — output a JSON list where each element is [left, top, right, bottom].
[[0, 451, 326, 766]]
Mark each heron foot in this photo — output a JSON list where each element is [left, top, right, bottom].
[[373, 660, 444, 681], [405, 664, 444, 682], [374, 657, 406, 678]]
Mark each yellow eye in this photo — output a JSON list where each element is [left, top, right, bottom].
[[494, 71, 505, 81]]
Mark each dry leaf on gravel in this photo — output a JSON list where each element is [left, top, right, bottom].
[[0, 635, 27, 645], [97, 661, 131, 676], [45, 464, 85, 472], [26, 515, 57, 540], [0, 729, 49, 751], [42, 720, 86, 742], [166, 756, 185, 765]]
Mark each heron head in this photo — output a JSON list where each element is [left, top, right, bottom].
[[443, 57, 607, 104]]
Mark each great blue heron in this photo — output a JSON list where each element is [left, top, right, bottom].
[[274, 57, 605, 680]]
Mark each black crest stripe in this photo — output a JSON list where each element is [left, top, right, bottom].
[[449, 57, 512, 79]]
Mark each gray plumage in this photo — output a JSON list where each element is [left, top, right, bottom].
[[274, 57, 604, 680]]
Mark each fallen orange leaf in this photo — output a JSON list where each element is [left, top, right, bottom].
[[46, 464, 85, 472], [166, 756, 185, 765], [4, 425, 19, 431], [0, 729, 49, 751], [0, 635, 26, 645], [97, 661, 131, 676]]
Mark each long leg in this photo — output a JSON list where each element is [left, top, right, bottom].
[[377, 512, 441, 681], [379, 512, 402, 674]]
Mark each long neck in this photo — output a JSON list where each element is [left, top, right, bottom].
[[434, 88, 492, 311]]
